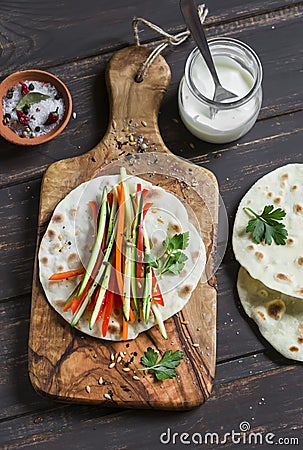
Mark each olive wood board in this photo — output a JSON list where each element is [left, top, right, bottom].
[[29, 46, 218, 410]]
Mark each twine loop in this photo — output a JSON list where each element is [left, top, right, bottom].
[[132, 4, 208, 82]]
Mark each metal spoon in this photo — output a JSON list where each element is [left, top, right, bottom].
[[180, 0, 237, 104]]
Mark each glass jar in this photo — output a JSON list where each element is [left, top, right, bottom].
[[178, 37, 263, 144]]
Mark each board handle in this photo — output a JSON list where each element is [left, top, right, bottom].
[[105, 46, 171, 141]]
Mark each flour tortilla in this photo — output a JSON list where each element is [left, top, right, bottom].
[[237, 267, 303, 361], [233, 164, 303, 299], [38, 174, 206, 340]]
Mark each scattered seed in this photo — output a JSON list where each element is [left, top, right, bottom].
[[22, 130, 28, 137], [181, 320, 189, 325], [30, 132, 36, 138], [86, 385, 91, 393], [104, 393, 112, 400], [192, 343, 200, 348], [110, 353, 115, 361], [122, 367, 131, 372], [214, 153, 222, 159], [151, 209, 158, 213], [132, 375, 140, 381], [117, 356, 122, 363], [119, 351, 125, 358], [109, 362, 116, 369], [112, 120, 117, 130], [58, 234, 62, 241], [129, 134, 135, 142], [98, 377, 103, 385], [122, 127, 129, 132], [130, 141, 137, 146], [141, 120, 147, 127], [157, 217, 164, 223], [140, 143, 147, 150], [172, 118, 179, 124], [72, 112, 77, 119], [189, 143, 195, 149]]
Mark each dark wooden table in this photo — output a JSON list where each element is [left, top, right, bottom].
[[1, 1, 302, 448]]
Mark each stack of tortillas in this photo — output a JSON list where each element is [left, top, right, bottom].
[[232, 164, 303, 361]]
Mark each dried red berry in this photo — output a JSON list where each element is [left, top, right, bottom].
[[44, 107, 59, 126], [17, 109, 30, 125], [20, 82, 29, 95]]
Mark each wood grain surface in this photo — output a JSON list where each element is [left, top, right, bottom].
[[1, 0, 303, 447], [28, 46, 219, 410]]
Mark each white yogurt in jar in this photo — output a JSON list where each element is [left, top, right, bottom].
[[178, 38, 263, 144]]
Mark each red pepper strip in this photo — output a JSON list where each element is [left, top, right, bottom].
[[135, 184, 142, 207], [96, 291, 107, 321], [142, 202, 153, 220], [102, 290, 113, 337], [115, 183, 125, 302], [107, 192, 113, 206], [71, 296, 83, 314], [152, 270, 164, 306], [88, 201, 99, 236], [49, 268, 85, 281], [141, 188, 149, 200], [86, 284, 101, 311]]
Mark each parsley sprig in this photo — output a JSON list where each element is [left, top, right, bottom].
[[138, 347, 184, 381], [145, 232, 189, 275], [244, 205, 288, 245]]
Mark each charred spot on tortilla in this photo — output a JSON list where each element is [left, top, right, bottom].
[[52, 213, 64, 223], [255, 251, 264, 260], [274, 197, 282, 205], [267, 299, 285, 320], [296, 288, 303, 295], [294, 204, 303, 214], [287, 238, 295, 246], [257, 310, 266, 321], [297, 257, 303, 266], [267, 192, 273, 198], [280, 173, 288, 182], [54, 299, 66, 308], [41, 257, 48, 265], [57, 264, 65, 272], [291, 184, 298, 191], [50, 242, 60, 253], [247, 245, 254, 251], [71, 207, 79, 217], [68, 252, 81, 267], [191, 250, 200, 261], [47, 229, 57, 240], [168, 223, 182, 234], [179, 284, 193, 298], [275, 273, 292, 283], [289, 346, 299, 352], [108, 324, 121, 335], [146, 188, 162, 200]]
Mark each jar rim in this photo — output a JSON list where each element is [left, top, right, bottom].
[[184, 37, 263, 109]]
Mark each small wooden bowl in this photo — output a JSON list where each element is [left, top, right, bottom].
[[0, 70, 72, 146]]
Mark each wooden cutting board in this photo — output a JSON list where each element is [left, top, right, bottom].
[[29, 46, 218, 410]]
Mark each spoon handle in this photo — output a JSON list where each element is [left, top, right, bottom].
[[180, 0, 220, 87]]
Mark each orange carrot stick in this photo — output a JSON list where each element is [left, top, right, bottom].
[[49, 268, 85, 281]]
